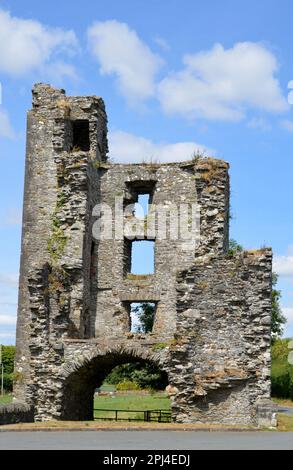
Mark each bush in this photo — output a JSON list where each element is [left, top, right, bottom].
[[271, 338, 293, 399], [271, 370, 293, 400], [116, 380, 141, 391], [1, 346, 15, 375], [2, 373, 13, 392], [272, 338, 290, 361], [105, 362, 168, 390]]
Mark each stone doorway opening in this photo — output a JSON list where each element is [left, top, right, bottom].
[[61, 351, 169, 421]]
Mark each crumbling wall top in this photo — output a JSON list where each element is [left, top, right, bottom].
[[31, 83, 106, 114]]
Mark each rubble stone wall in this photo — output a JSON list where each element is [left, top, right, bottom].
[[0, 402, 34, 425], [11, 84, 275, 427]]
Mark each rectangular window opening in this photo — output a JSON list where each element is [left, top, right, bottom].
[[126, 240, 155, 276], [134, 193, 151, 217], [127, 302, 156, 333], [125, 181, 156, 215], [72, 119, 90, 151]]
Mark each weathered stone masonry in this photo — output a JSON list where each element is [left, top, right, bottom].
[[10, 83, 276, 426]]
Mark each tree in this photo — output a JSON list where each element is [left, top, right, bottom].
[[271, 273, 286, 340], [133, 303, 155, 333], [105, 361, 168, 390], [1, 345, 15, 375], [0, 345, 15, 392], [228, 239, 243, 256]]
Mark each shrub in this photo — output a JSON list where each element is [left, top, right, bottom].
[[1, 345, 15, 375], [116, 380, 141, 391], [272, 338, 290, 361], [2, 373, 13, 392], [271, 370, 293, 400], [105, 362, 168, 390], [271, 338, 293, 399]]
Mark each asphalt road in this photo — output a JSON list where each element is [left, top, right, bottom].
[[0, 430, 293, 450], [279, 406, 293, 417]]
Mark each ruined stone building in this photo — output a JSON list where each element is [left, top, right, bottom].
[[12, 84, 275, 425]]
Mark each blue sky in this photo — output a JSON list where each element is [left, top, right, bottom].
[[0, 0, 293, 344]]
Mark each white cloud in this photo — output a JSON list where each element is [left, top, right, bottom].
[[0, 314, 16, 326], [0, 9, 78, 76], [280, 119, 293, 132], [273, 246, 293, 277], [109, 130, 213, 163], [88, 20, 162, 103], [247, 117, 271, 131], [0, 332, 15, 339], [0, 273, 18, 287], [283, 307, 293, 322], [158, 42, 288, 121], [282, 307, 293, 338], [41, 61, 78, 83], [4, 208, 22, 226], [0, 109, 15, 139], [153, 36, 170, 52]]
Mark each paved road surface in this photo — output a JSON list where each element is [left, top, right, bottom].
[[279, 406, 293, 417], [0, 431, 293, 450]]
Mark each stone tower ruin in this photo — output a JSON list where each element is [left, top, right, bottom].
[[13, 84, 275, 426]]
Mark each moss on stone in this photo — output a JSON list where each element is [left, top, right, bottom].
[[47, 223, 68, 262], [152, 342, 169, 351], [126, 273, 153, 280]]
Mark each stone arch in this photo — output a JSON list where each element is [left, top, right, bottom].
[[59, 344, 169, 421]]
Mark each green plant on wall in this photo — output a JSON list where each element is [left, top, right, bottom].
[[47, 218, 68, 262]]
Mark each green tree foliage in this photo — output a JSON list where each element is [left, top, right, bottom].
[[3, 374, 13, 391], [1, 345, 15, 374], [271, 339, 293, 399], [133, 303, 155, 333], [105, 362, 168, 391], [228, 239, 243, 256], [0, 345, 15, 392], [271, 273, 286, 340]]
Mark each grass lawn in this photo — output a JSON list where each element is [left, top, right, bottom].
[[277, 414, 293, 431], [272, 397, 293, 407], [0, 394, 13, 406], [94, 392, 171, 421], [2, 390, 293, 429]]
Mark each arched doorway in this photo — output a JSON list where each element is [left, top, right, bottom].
[[60, 349, 169, 421]]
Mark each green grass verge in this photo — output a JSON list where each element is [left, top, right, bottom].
[[0, 394, 13, 405], [93, 393, 170, 421], [272, 397, 293, 407], [277, 414, 293, 431]]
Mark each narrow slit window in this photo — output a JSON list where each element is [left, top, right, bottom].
[[72, 119, 90, 151], [131, 240, 154, 275], [129, 302, 156, 333]]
